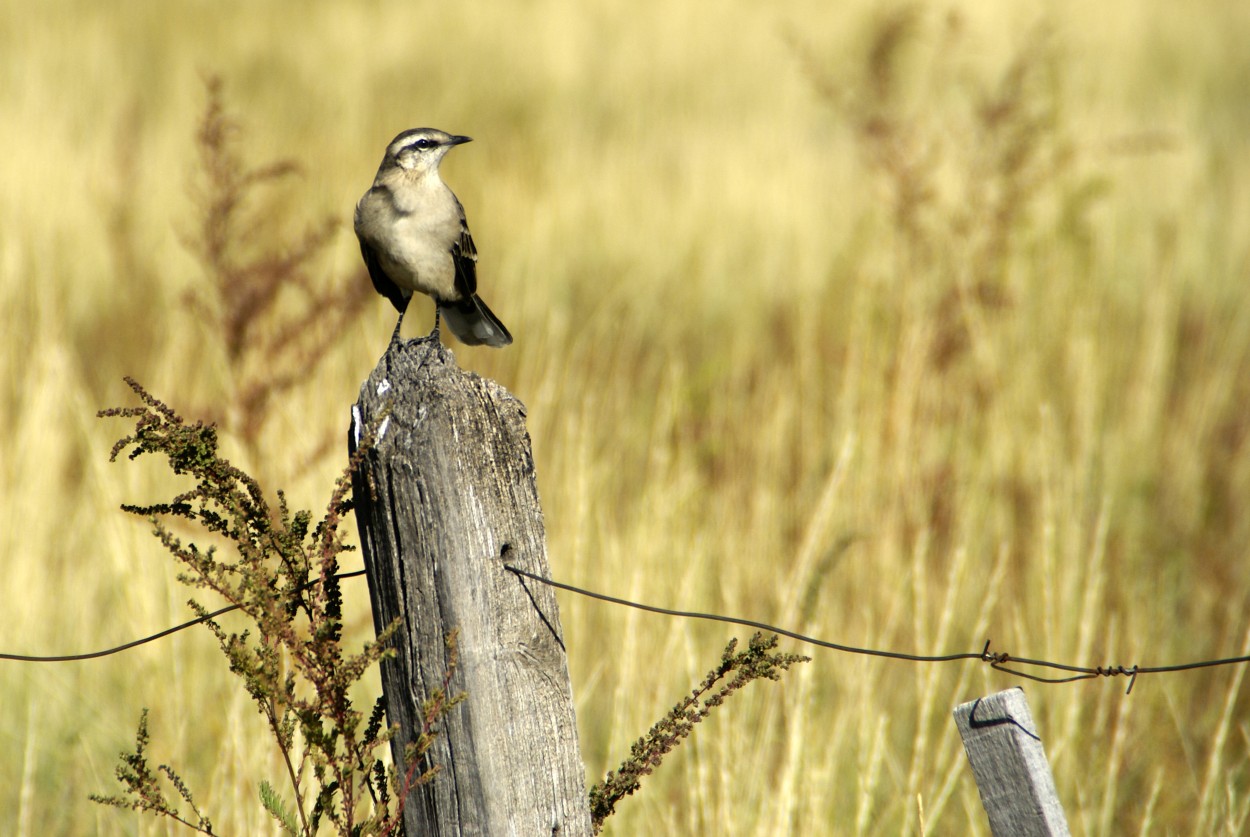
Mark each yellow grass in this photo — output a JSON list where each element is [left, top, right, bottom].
[[3, 0, 1250, 833]]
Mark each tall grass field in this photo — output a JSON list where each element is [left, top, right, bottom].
[[2, 1, 1249, 833]]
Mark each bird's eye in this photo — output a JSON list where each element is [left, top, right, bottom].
[[413, 139, 434, 150]]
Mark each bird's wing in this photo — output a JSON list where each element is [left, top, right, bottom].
[[357, 233, 409, 313], [451, 195, 479, 299]]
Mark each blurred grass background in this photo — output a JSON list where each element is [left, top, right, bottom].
[[3, 0, 1250, 833]]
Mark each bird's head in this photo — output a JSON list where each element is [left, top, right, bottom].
[[381, 128, 472, 177]]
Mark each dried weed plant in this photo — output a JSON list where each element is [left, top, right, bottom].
[[791, 11, 1082, 373], [91, 378, 459, 835], [183, 77, 373, 454], [589, 633, 809, 832]]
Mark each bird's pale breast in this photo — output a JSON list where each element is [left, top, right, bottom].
[[357, 179, 461, 301]]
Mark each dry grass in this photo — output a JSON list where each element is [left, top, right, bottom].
[[2, 0, 1250, 834]]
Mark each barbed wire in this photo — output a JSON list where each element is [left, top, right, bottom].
[[0, 570, 367, 663], [4, 565, 1249, 695], [505, 566, 1250, 695]]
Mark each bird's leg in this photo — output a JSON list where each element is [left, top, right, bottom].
[[430, 303, 442, 342], [389, 298, 410, 348]]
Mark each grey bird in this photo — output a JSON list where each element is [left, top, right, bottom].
[[355, 128, 513, 347]]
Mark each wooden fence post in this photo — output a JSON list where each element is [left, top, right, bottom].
[[953, 687, 1070, 837], [349, 337, 592, 837]]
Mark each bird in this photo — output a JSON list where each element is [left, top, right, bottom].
[[354, 128, 513, 348]]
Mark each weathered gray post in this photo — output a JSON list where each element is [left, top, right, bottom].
[[954, 688, 1070, 837], [350, 337, 592, 837]]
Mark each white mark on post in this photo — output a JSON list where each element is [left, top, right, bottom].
[[350, 405, 363, 447]]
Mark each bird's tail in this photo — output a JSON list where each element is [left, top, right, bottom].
[[439, 295, 513, 347]]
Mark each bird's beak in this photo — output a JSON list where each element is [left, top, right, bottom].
[[448, 135, 473, 146]]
